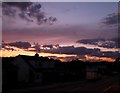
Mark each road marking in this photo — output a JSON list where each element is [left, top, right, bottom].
[[103, 86, 112, 92]]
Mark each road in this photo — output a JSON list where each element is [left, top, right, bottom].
[[6, 74, 120, 93]]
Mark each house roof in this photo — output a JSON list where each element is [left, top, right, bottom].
[[17, 55, 51, 62], [15, 55, 55, 72]]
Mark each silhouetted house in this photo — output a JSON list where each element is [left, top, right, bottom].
[[12, 54, 55, 84]]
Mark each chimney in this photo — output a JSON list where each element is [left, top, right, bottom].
[[35, 53, 39, 58]]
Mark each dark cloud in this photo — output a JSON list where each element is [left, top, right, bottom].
[[2, 2, 57, 25], [1, 41, 10, 49], [42, 44, 59, 49], [76, 38, 119, 48], [41, 45, 119, 59], [42, 46, 102, 56], [1, 41, 6, 48], [33, 42, 40, 52], [6, 41, 31, 49], [77, 38, 105, 45], [3, 2, 33, 10], [3, 47, 15, 51], [43, 44, 53, 49], [102, 51, 119, 58], [111, 38, 120, 48], [2, 5, 16, 18], [1, 41, 15, 51], [101, 12, 119, 48], [102, 13, 118, 25]]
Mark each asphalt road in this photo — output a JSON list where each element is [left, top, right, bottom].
[[6, 74, 120, 93]]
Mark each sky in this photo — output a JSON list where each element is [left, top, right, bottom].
[[1, 2, 119, 62]]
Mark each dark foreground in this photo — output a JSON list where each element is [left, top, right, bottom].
[[3, 74, 120, 93]]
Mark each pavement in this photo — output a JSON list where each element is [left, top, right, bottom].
[[4, 74, 120, 93]]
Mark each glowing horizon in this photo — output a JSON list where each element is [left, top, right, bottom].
[[0, 47, 116, 62]]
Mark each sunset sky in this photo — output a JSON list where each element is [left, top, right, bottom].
[[1, 2, 119, 62]]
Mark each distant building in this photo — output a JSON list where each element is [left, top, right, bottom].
[[86, 63, 102, 80], [115, 58, 120, 62]]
